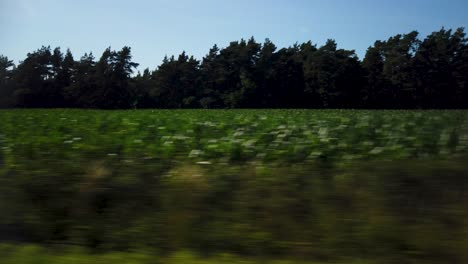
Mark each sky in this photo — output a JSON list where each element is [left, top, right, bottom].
[[1, 0, 467, 71]]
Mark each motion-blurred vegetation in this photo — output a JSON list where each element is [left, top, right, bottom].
[[0, 244, 375, 264], [1, 109, 468, 263]]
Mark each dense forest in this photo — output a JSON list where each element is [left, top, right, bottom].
[[1, 27, 467, 109]]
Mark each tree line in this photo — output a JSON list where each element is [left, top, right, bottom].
[[1, 27, 467, 109]]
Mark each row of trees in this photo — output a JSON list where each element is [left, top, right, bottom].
[[1, 27, 467, 109]]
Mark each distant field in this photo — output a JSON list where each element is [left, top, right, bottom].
[[1, 110, 468, 263], [1, 109, 467, 163]]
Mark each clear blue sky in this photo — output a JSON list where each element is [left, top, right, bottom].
[[1, 0, 467, 71]]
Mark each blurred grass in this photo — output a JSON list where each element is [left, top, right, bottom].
[[0, 244, 372, 264], [1, 160, 467, 263]]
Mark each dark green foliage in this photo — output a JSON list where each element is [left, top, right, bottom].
[[90, 47, 139, 109], [0, 55, 16, 108], [303, 40, 365, 108], [12, 46, 56, 107], [1, 27, 467, 109], [151, 52, 201, 108], [363, 32, 421, 108], [413, 28, 468, 108]]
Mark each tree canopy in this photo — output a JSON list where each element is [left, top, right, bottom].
[[1, 27, 467, 109]]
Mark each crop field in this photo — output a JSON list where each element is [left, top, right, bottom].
[[1, 109, 468, 263], [1, 109, 468, 163]]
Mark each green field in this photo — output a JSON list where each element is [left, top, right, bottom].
[[1, 109, 468, 263], [1, 109, 467, 163]]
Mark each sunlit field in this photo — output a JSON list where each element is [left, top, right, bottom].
[[1, 109, 468, 263], [1, 109, 467, 162]]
